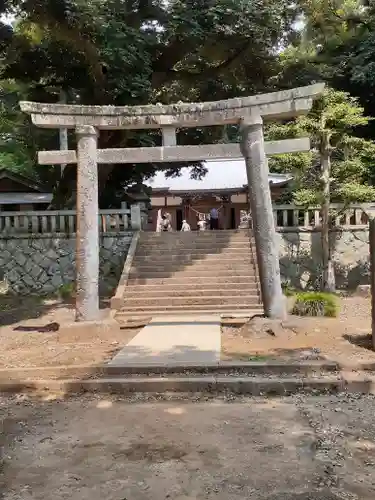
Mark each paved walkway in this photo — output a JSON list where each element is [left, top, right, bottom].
[[109, 315, 221, 365]]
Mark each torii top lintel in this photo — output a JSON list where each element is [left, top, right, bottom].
[[19, 83, 324, 130]]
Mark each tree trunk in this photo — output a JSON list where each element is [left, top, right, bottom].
[[321, 130, 335, 292]]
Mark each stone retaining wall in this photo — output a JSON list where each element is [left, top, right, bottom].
[[0, 233, 132, 295], [278, 228, 369, 290], [0, 228, 369, 295]]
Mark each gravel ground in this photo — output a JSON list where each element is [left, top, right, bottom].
[[1, 393, 375, 499]]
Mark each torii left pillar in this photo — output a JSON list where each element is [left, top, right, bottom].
[[75, 125, 100, 321]]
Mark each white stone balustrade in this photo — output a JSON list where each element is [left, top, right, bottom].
[[0, 203, 372, 236], [0, 208, 140, 235], [273, 203, 374, 230]]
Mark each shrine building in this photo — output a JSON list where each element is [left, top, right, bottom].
[[145, 159, 292, 230]]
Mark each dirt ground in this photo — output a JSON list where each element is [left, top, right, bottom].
[[1, 294, 374, 369], [0, 296, 139, 368], [1, 393, 375, 499], [222, 296, 375, 365]]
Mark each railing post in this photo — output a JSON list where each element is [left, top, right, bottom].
[[131, 204, 142, 230]]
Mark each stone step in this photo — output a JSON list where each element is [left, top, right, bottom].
[[131, 261, 257, 272], [140, 230, 251, 236], [115, 307, 261, 319], [135, 245, 254, 255], [123, 285, 259, 297], [0, 361, 340, 380], [116, 303, 263, 314], [121, 295, 261, 308], [116, 227, 263, 318], [140, 231, 252, 237], [8, 375, 363, 396], [138, 238, 255, 248], [139, 238, 252, 245], [127, 276, 259, 285], [137, 237, 254, 245], [135, 246, 255, 255], [131, 262, 256, 272], [128, 268, 258, 278], [93, 360, 340, 376], [15, 375, 351, 396], [133, 253, 255, 264]]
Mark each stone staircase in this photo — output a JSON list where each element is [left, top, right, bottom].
[[113, 230, 263, 320]]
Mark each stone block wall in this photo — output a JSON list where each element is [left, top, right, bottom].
[[0, 233, 132, 295], [278, 228, 369, 290], [0, 228, 370, 295]]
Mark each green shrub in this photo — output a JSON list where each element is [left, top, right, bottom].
[[58, 282, 75, 300], [291, 292, 339, 318]]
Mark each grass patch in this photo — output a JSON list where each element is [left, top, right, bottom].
[[291, 292, 339, 318]]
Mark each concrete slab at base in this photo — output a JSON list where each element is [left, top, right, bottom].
[[58, 318, 120, 344], [109, 314, 221, 365]]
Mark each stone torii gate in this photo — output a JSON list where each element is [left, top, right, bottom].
[[20, 83, 324, 323]]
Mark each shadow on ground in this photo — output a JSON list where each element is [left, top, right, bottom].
[[0, 295, 110, 328], [0, 296, 58, 327], [343, 333, 374, 352]]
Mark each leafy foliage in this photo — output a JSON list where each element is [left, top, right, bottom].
[[285, 0, 375, 139], [291, 291, 339, 317], [268, 87, 375, 206], [1, 0, 375, 209], [0, 0, 302, 207], [0, 80, 59, 186]]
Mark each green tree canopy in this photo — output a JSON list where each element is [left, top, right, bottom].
[[0, 0, 301, 207], [267, 87, 375, 205], [279, 0, 375, 136]]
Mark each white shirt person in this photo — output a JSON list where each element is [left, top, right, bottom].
[[181, 220, 191, 232]]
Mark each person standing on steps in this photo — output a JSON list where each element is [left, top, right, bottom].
[[197, 216, 207, 231], [156, 208, 163, 232], [162, 212, 172, 231], [209, 207, 219, 230], [181, 219, 191, 232]]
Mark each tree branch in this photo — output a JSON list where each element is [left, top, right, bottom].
[[152, 39, 253, 87]]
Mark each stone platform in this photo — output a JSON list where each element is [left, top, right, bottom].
[[109, 315, 221, 365]]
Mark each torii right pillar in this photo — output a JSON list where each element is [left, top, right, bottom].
[[241, 116, 285, 319]]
